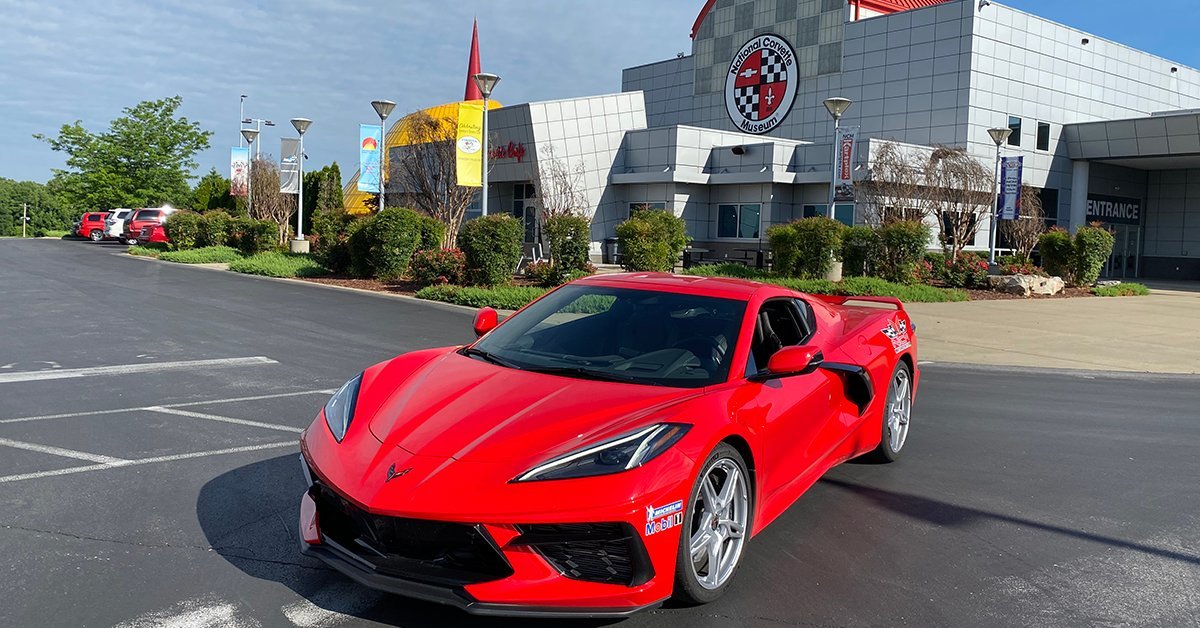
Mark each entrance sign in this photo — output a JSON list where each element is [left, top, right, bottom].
[[230, 147, 249, 197], [1086, 194, 1141, 225], [999, 156, 1023, 220], [456, 101, 484, 188], [833, 126, 858, 202], [358, 124, 383, 194], [725, 34, 798, 135]]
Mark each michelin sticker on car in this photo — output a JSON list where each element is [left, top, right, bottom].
[[645, 499, 684, 536]]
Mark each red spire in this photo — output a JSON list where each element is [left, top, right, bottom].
[[464, 19, 482, 101]]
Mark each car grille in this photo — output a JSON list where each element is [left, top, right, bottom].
[[310, 482, 513, 586], [513, 523, 654, 587]]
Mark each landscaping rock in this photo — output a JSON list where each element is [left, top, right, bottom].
[[1095, 279, 1122, 288], [987, 274, 1065, 297]]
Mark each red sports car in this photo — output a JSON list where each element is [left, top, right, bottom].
[[299, 273, 918, 617]]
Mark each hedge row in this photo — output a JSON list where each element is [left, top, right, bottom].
[[414, 284, 548, 310], [684, 264, 968, 302], [162, 211, 277, 255]]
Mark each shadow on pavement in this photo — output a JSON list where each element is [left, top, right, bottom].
[[821, 477, 1200, 566], [197, 454, 621, 627]]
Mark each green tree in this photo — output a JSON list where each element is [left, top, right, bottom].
[[0, 178, 71, 236], [35, 95, 212, 210], [302, 162, 343, 235], [191, 168, 235, 213]]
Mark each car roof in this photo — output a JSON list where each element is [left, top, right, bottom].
[[573, 272, 776, 301]]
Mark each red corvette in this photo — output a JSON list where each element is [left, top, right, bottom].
[[299, 273, 918, 617]]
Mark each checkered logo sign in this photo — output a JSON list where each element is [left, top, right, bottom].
[[725, 34, 799, 134]]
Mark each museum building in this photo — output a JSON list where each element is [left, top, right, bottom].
[[360, 0, 1200, 278]]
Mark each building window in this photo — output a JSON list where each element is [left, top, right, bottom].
[[717, 204, 760, 238], [465, 190, 482, 221], [802, 204, 854, 226], [1037, 122, 1051, 151], [1007, 116, 1022, 147], [629, 202, 666, 216]]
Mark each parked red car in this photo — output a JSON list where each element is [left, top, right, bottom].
[[76, 212, 110, 241], [121, 207, 175, 245], [299, 273, 919, 617]]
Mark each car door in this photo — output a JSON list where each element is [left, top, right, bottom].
[[734, 298, 839, 504]]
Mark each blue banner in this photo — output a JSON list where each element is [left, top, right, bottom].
[[358, 124, 382, 194], [999, 156, 1023, 220]]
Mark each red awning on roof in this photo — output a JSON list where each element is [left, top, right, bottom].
[[691, 0, 952, 39]]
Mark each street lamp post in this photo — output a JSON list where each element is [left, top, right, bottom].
[[290, 118, 312, 252], [242, 117, 275, 159], [239, 95, 247, 147], [473, 72, 500, 217], [823, 97, 853, 220], [986, 127, 1013, 267], [371, 100, 396, 211], [241, 128, 260, 216]]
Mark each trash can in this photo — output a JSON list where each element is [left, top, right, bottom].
[[602, 237, 620, 265]]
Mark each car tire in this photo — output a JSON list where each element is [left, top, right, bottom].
[[672, 442, 752, 606], [89, 229, 103, 241], [864, 361, 913, 463]]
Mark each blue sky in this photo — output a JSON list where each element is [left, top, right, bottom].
[[1, 0, 1197, 187]]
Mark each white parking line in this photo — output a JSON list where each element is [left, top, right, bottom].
[[0, 356, 278, 384], [0, 437, 127, 464], [0, 441, 297, 484], [146, 406, 303, 433], [0, 389, 333, 425]]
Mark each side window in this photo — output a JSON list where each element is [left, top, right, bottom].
[[748, 300, 805, 373]]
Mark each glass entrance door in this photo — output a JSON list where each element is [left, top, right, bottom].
[[1104, 225, 1141, 279]]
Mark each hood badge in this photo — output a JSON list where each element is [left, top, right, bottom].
[[385, 463, 413, 483]]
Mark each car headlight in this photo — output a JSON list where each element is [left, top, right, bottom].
[[514, 423, 690, 482], [324, 373, 363, 442]]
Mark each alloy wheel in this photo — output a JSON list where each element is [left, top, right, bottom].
[[688, 457, 750, 590], [887, 368, 912, 452]]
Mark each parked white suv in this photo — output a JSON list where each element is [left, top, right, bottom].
[[104, 209, 134, 239]]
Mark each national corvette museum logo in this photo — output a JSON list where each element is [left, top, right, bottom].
[[725, 34, 798, 135]]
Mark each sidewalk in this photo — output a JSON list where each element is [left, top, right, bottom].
[[906, 287, 1200, 374]]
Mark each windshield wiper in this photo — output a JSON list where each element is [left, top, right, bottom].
[[461, 347, 523, 370], [524, 366, 661, 386]]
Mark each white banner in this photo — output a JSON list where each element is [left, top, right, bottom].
[[280, 138, 300, 194]]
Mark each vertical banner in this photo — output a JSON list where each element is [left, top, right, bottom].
[[455, 101, 484, 188], [999, 156, 1024, 220], [230, 147, 249, 197], [833, 126, 859, 202], [358, 124, 382, 194], [280, 138, 300, 194]]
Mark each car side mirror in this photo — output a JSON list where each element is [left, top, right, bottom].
[[473, 307, 499, 337], [752, 346, 824, 382]]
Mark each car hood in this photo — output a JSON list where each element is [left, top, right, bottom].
[[364, 350, 701, 464]]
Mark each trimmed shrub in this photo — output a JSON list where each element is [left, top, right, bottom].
[[128, 243, 168, 257], [163, 211, 203, 250], [458, 214, 524, 286], [1038, 227, 1074, 280], [228, 252, 328, 278], [1094, 282, 1149, 297], [840, 226, 882, 277], [564, 266, 596, 283], [229, 217, 277, 255], [199, 211, 234, 248], [1001, 261, 1047, 276], [769, 217, 844, 278], [415, 284, 547, 310], [311, 209, 365, 274], [348, 208, 429, 280], [158, 246, 243, 264], [940, 252, 991, 288], [544, 215, 592, 271], [524, 260, 563, 288], [878, 220, 930, 284], [1073, 226, 1116, 287], [409, 248, 466, 286], [614, 211, 689, 272], [416, 214, 445, 251], [685, 262, 771, 280]]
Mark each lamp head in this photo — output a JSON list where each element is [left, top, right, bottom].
[[823, 97, 853, 119], [240, 128, 260, 144], [371, 99, 397, 120], [987, 127, 1013, 146], [473, 72, 501, 99], [291, 118, 312, 135]]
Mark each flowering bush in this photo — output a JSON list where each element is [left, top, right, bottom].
[[1001, 261, 1047, 276], [409, 248, 466, 286], [525, 261, 563, 287], [941, 253, 990, 288], [910, 259, 935, 284]]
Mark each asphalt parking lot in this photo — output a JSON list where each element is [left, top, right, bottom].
[[1, 239, 1197, 628]]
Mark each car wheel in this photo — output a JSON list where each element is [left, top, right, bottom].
[[89, 229, 103, 241], [866, 361, 913, 463], [672, 442, 751, 605]]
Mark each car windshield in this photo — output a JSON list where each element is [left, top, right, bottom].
[[470, 284, 746, 388]]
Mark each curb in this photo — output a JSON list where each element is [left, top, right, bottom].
[[918, 361, 1200, 380]]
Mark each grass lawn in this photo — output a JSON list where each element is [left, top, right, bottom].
[[415, 285, 548, 310], [1093, 282, 1150, 297], [685, 264, 969, 302], [127, 243, 169, 257], [228, 251, 329, 278], [158, 246, 243, 264]]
